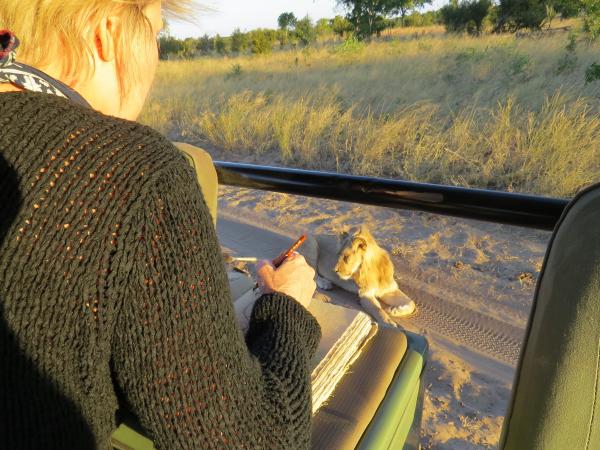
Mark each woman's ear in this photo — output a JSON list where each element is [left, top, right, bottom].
[[94, 16, 120, 63]]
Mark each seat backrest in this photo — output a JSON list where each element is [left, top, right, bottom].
[[500, 183, 600, 450], [173, 142, 218, 227]]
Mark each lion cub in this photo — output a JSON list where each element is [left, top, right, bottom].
[[301, 226, 415, 327]]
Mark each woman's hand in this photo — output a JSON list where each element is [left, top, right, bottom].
[[257, 253, 316, 309]]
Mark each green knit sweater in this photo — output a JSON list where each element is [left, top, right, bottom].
[[0, 91, 321, 449]]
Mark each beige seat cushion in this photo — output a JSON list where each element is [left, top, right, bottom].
[[173, 142, 218, 227], [311, 328, 408, 450]]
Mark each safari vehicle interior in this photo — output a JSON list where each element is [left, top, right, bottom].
[[112, 143, 600, 450]]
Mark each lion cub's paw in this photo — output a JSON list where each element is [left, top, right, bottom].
[[378, 314, 399, 328], [313, 292, 332, 303], [316, 275, 333, 290], [385, 301, 416, 318]]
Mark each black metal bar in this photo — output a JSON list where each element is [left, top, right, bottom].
[[214, 161, 569, 231]]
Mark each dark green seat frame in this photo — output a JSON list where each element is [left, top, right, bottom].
[[500, 182, 600, 450]]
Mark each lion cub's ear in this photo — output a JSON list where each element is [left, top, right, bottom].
[[354, 236, 367, 251], [357, 225, 373, 239], [349, 225, 361, 237]]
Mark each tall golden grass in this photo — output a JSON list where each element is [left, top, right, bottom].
[[140, 28, 600, 197]]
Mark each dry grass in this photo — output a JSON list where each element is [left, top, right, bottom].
[[140, 26, 600, 197], [382, 24, 446, 38]]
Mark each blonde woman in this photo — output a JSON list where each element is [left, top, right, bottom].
[[0, 1, 319, 449]]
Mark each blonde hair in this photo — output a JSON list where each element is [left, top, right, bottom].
[[0, 0, 196, 98]]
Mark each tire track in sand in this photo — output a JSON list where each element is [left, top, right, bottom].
[[397, 278, 525, 366]]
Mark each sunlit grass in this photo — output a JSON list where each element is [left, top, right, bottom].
[[140, 26, 600, 197]]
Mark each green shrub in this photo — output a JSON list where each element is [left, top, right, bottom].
[[231, 29, 249, 53], [582, 0, 600, 39], [441, 0, 492, 35], [295, 16, 317, 46], [585, 63, 600, 83], [455, 47, 486, 64], [507, 53, 530, 77], [316, 18, 333, 37], [158, 35, 184, 59], [278, 12, 298, 31], [404, 11, 441, 27], [333, 36, 366, 56], [250, 29, 276, 54], [197, 34, 213, 54], [181, 38, 198, 59], [496, 0, 547, 31], [553, 0, 583, 18], [556, 33, 578, 75], [331, 15, 353, 38], [214, 34, 229, 55], [225, 64, 244, 80]]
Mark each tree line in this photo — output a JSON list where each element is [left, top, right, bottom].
[[159, 15, 336, 59], [439, 0, 599, 35], [158, 0, 600, 59], [158, 10, 441, 59], [337, 0, 599, 37], [335, 0, 598, 37]]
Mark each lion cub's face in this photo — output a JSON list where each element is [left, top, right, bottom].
[[334, 230, 367, 280]]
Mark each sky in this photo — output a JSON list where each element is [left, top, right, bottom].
[[169, 0, 446, 38]]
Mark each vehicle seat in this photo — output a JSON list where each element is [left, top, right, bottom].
[[500, 183, 600, 450], [173, 142, 218, 228]]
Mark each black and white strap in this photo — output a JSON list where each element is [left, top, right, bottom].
[[0, 30, 90, 107], [0, 61, 70, 99]]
